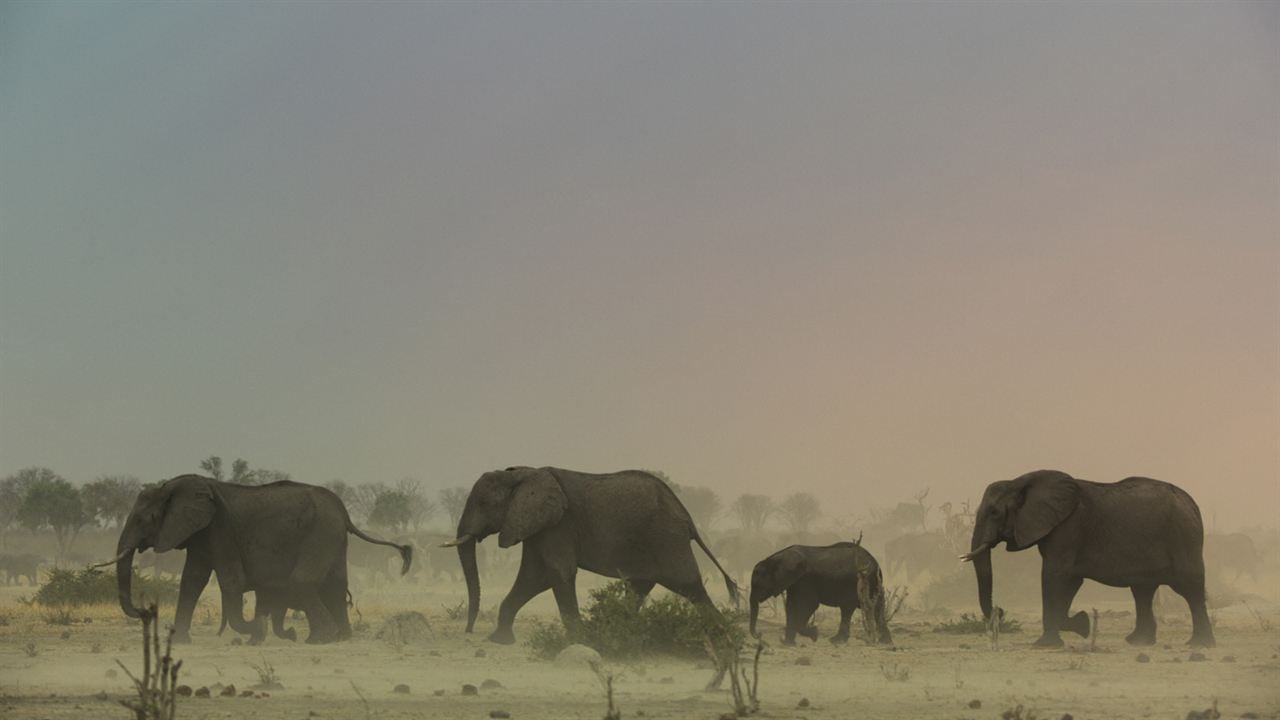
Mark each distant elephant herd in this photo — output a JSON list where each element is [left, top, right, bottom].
[[83, 466, 1224, 648]]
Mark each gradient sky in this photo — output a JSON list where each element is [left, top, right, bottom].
[[2, 2, 1276, 527]]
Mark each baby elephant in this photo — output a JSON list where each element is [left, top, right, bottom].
[[749, 541, 892, 645]]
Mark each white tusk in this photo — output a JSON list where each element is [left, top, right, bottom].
[[439, 534, 474, 548], [89, 549, 131, 569], [959, 543, 990, 563]]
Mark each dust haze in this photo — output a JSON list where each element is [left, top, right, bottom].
[[1, 2, 1277, 719]]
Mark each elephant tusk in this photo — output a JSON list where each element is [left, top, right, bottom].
[[959, 543, 990, 563], [440, 534, 474, 548], [90, 549, 131, 570]]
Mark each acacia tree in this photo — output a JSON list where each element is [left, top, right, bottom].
[[731, 494, 775, 533], [14, 469, 87, 560], [199, 456, 256, 484], [368, 489, 413, 533], [0, 469, 42, 549], [439, 487, 469, 529], [81, 475, 141, 528], [779, 492, 821, 534], [677, 486, 722, 531], [325, 479, 358, 508], [395, 477, 437, 531]]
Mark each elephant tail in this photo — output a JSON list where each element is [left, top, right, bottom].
[[693, 534, 740, 605], [346, 521, 414, 576]]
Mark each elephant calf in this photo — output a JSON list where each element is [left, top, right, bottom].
[[749, 541, 893, 645]]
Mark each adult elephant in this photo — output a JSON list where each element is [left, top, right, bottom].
[[749, 541, 893, 645], [444, 466, 738, 644], [883, 532, 955, 585], [962, 470, 1214, 648], [108, 474, 412, 644]]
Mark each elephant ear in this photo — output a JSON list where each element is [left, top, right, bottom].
[[764, 548, 809, 595], [498, 469, 566, 548], [154, 477, 216, 552], [1013, 471, 1079, 549]]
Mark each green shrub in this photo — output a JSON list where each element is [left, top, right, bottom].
[[33, 567, 179, 608], [527, 580, 744, 660], [932, 612, 1022, 635]]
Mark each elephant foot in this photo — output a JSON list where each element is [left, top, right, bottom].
[[1125, 629, 1156, 646], [829, 634, 849, 645], [1032, 633, 1064, 648], [171, 632, 192, 645], [1187, 633, 1216, 648], [281, 628, 298, 642], [800, 625, 819, 642], [487, 627, 516, 645], [1067, 611, 1090, 638], [781, 637, 797, 647], [247, 634, 266, 646]]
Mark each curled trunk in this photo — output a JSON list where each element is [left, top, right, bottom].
[[116, 547, 140, 619], [458, 540, 480, 633]]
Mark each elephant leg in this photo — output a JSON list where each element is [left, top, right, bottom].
[[271, 602, 296, 642], [782, 591, 801, 645], [1171, 578, 1215, 648], [549, 571, 581, 632], [1034, 571, 1082, 648], [296, 587, 339, 644], [323, 570, 351, 640], [172, 554, 213, 644], [626, 579, 656, 608], [796, 594, 820, 642], [1126, 584, 1158, 645], [832, 605, 854, 644], [491, 556, 552, 645]]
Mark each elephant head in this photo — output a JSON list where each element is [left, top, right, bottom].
[[963, 470, 1079, 620], [748, 548, 807, 637], [113, 475, 216, 618], [445, 467, 567, 633]]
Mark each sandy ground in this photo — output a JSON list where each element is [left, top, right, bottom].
[[2, 578, 1279, 720]]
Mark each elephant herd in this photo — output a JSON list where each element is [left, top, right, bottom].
[[106, 466, 1218, 649]]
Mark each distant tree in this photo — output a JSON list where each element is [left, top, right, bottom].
[[395, 477, 438, 531], [731, 494, 775, 533], [779, 492, 822, 534], [248, 468, 291, 486], [199, 456, 224, 481], [325, 480, 358, 509], [368, 489, 412, 533], [230, 458, 254, 484], [0, 468, 45, 548], [676, 486, 722, 531], [349, 483, 386, 525], [15, 469, 87, 559], [81, 475, 141, 528], [439, 487, 469, 529]]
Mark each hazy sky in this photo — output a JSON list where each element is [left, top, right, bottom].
[[2, 2, 1276, 526]]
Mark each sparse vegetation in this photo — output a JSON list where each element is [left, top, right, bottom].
[[116, 603, 183, 720], [933, 612, 1022, 635], [527, 580, 744, 660], [588, 661, 621, 720], [34, 567, 178, 608], [23, 642, 38, 657], [249, 653, 283, 690], [879, 661, 911, 682]]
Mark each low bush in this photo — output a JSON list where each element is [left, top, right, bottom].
[[528, 581, 744, 660], [34, 567, 180, 608], [933, 612, 1022, 635]]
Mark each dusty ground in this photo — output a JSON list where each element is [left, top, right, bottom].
[[2, 578, 1279, 720]]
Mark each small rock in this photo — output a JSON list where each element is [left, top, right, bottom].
[[969, 699, 982, 709], [308, 712, 319, 717], [474, 649, 487, 658], [554, 644, 603, 669], [489, 712, 510, 719], [462, 684, 478, 696], [105, 669, 118, 679], [60, 630, 71, 640], [1136, 653, 1150, 663], [428, 650, 440, 657], [798, 697, 810, 708], [795, 656, 812, 666], [958, 643, 971, 649], [175, 685, 192, 697], [221, 684, 237, 697], [481, 679, 503, 690], [194, 687, 210, 698], [433, 689, 446, 696], [258, 692, 270, 698], [94, 691, 108, 701], [240, 690, 255, 697], [1189, 652, 1207, 662], [1222, 655, 1236, 663], [231, 638, 243, 646], [659, 677, 674, 684], [1061, 715, 1073, 720], [393, 684, 410, 694]]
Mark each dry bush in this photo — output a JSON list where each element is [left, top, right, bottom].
[[117, 603, 183, 720]]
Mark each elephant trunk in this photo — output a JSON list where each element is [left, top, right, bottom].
[[973, 546, 993, 621], [749, 597, 760, 637], [116, 547, 141, 619], [458, 539, 480, 633]]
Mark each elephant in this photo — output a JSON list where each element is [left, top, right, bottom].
[[962, 470, 1214, 648], [445, 466, 738, 644], [109, 474, 412, 644], [883, 532, 956, 585], [749, 541, 893, 645], [0, 552, 41, 585]]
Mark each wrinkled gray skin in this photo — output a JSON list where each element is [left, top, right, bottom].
[[114, 475, 411, 644], [749, 542, 893, 645], [966, 470, 1214, 648], [451, 467, 738, 644], [0, 553, 42, 586]]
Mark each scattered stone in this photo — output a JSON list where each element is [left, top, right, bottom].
[[308, 711, 319, 716], [94, 691, 108, 701], [489, 712, 510, 719], [175, 686, 192, 697], [240, 690, 255, 697], [797, 698, 810, 708], [958, 643, 971, 649], [393, 684, 410, 694], [462, 684, 478, 696], [795, 656, 812, 666], [659, 677, 674, 685], [1136, 653, 1150, 663], [474, 649, 487, 658], [258, 692, 270, 698], [1061, 714, 1073, 720], [428, 650, 440, 657], [231, 638, 243, 646], [554, 644, 603, 669], [376, 612, 433, 647], [105, 669, 118, 679], [220, 684, 237, 697], [1189, 652, 1207, 662], [434, 689, 446, 697], [1222, 656, 1236, 663], [60, 630, 71, 640], [481, 679, 503, 690], [969, 699, 982, 709], [194, 687, 210, 698]]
